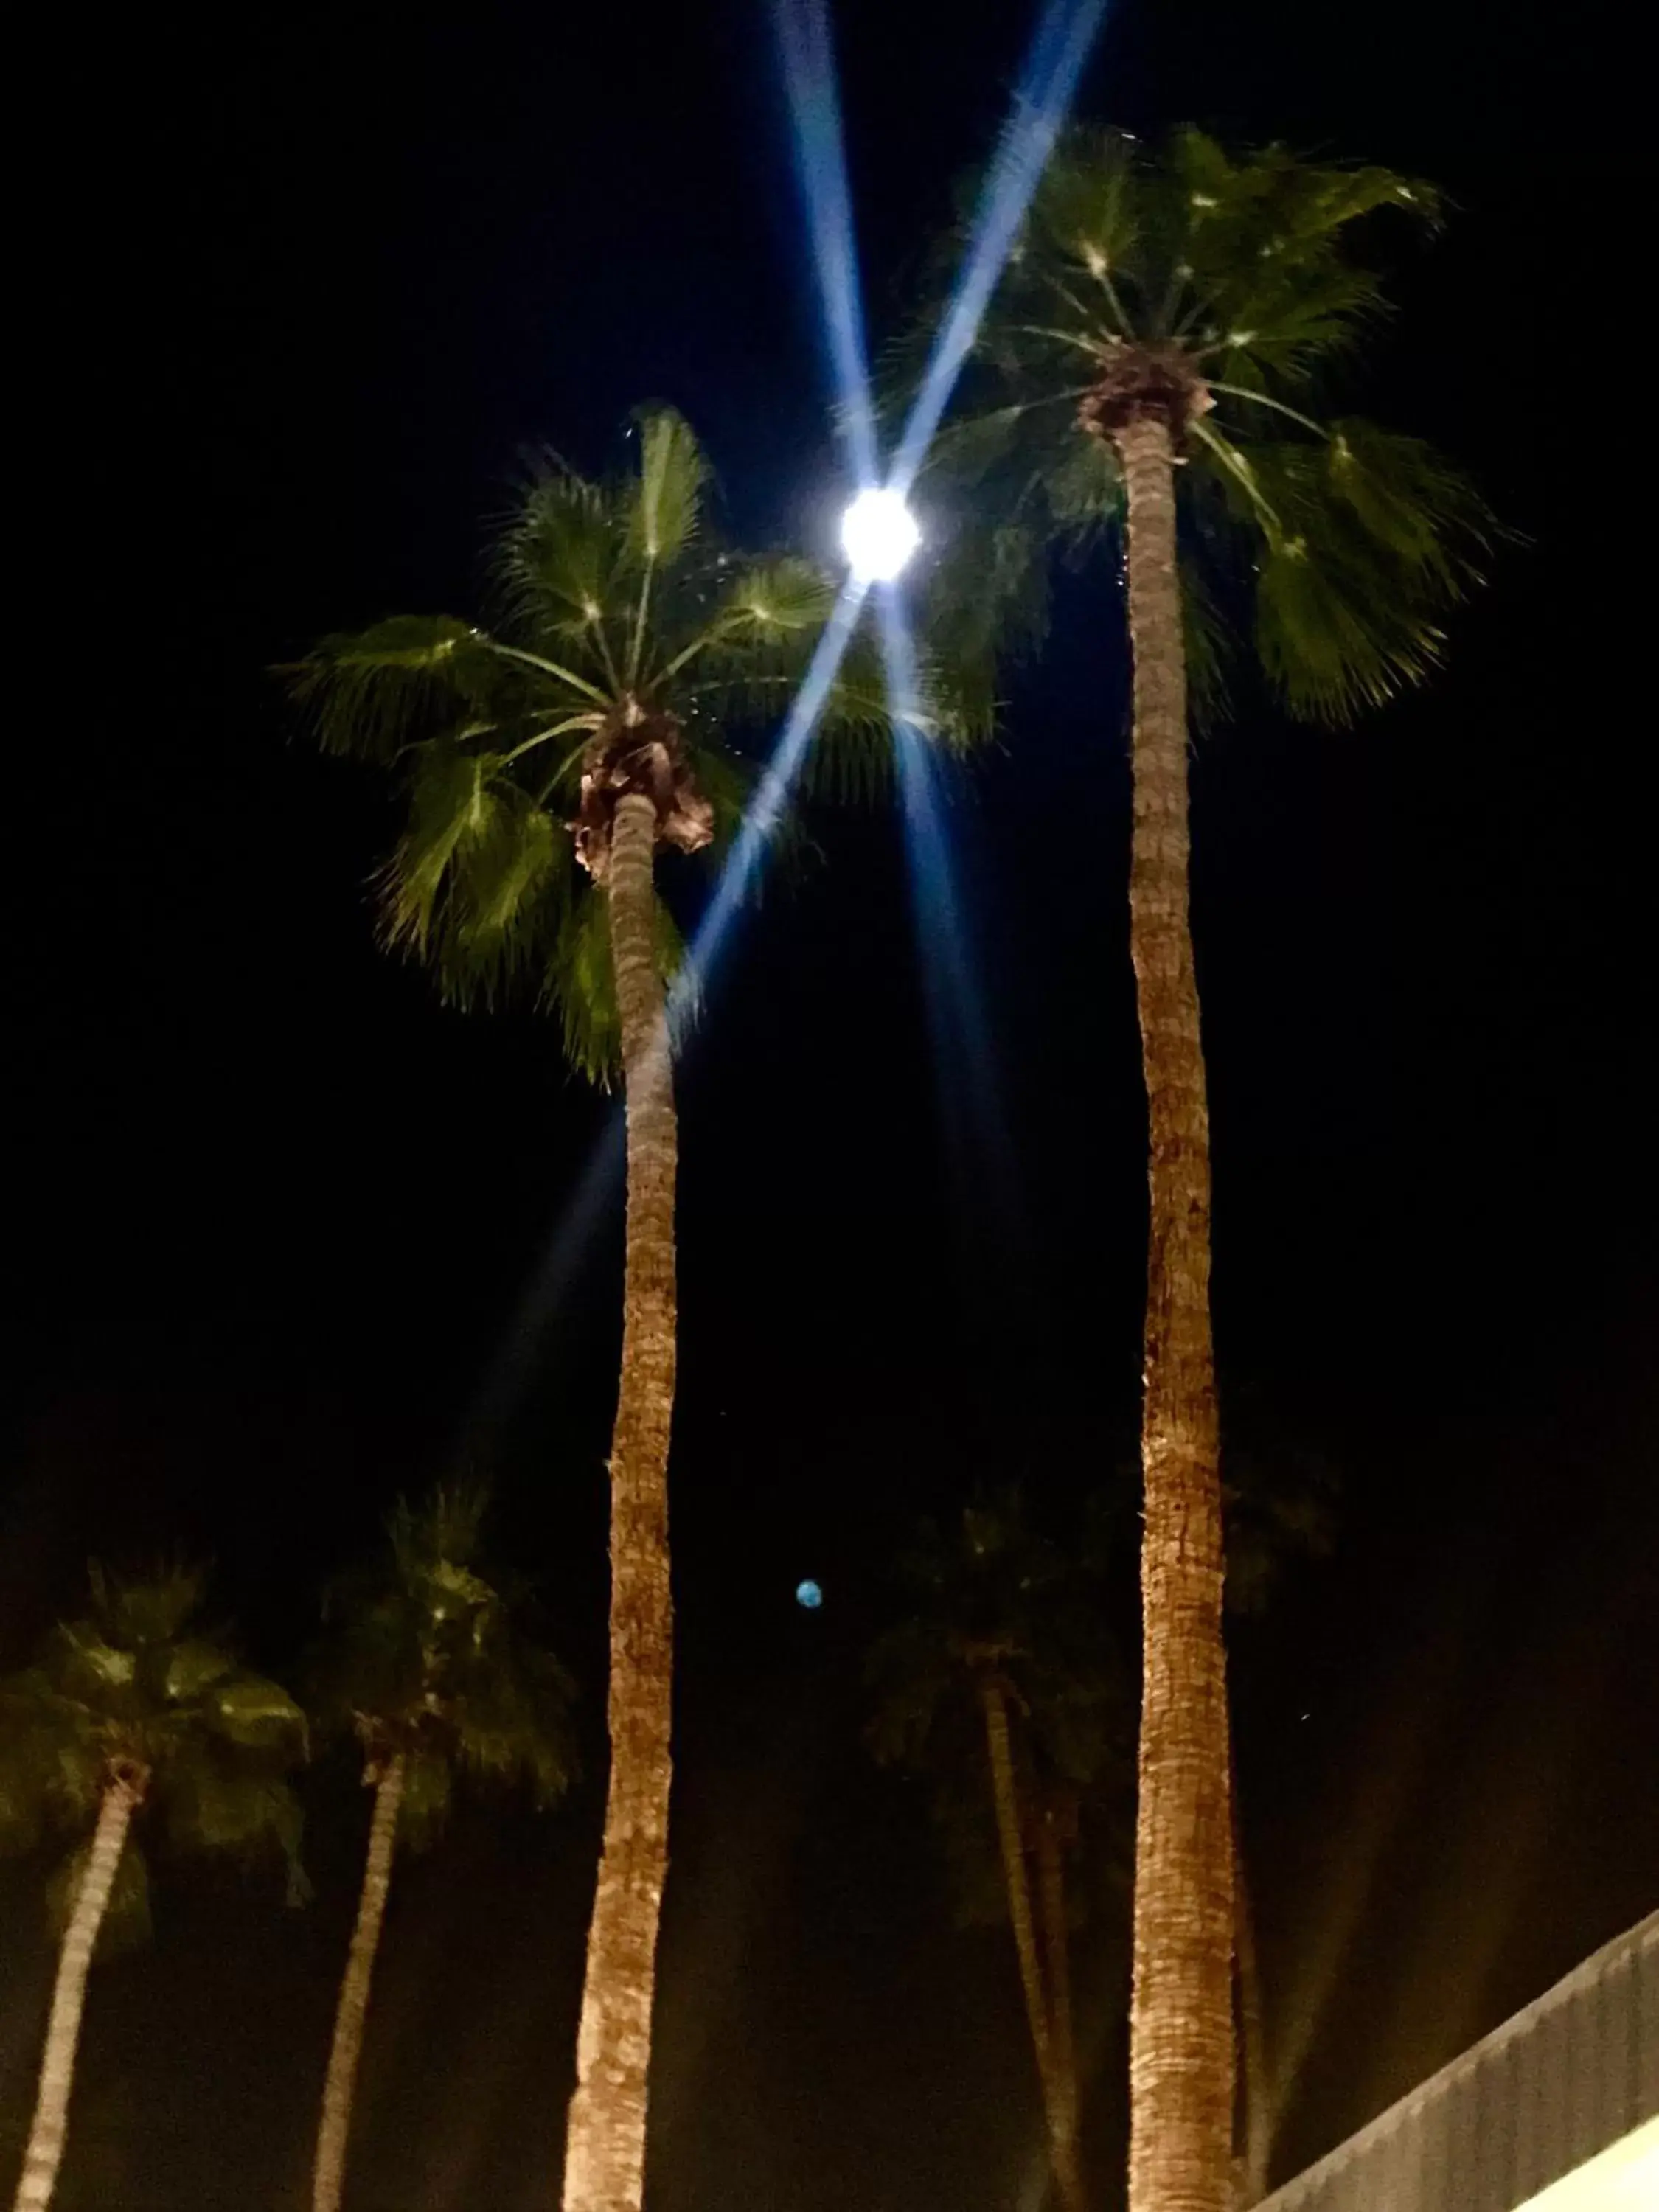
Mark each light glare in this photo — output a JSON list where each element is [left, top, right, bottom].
[[841, 488, 921, 582]]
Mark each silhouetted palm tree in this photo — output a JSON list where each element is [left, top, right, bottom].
[[305, 1486, 574, 2212], [1, 1565, 307, 2212], [868, 1489, 1130, 2211]]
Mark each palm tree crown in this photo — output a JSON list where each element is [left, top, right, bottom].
[[0, 1562, 309, 1923], [285, 405, 990, 1077], [868, 1489, 1127, 1863], [925, 125, 1490, 720], [310, 1486, 574, 1841]]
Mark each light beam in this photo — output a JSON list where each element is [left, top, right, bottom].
[[466, 0, 1111, 1427], [892, 0, 1111, 490]]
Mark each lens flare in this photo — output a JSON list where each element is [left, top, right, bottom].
[[841, 487, 922, 582], [893, 0, 1112, 490], [775, 0, 878, 485], [470, 0, 1112, 1429], [670, 577, 869, 1029]]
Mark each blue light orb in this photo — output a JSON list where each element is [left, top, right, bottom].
[[795, 1579, 824, 1611]]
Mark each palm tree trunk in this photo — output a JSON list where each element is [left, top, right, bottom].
[[1232, 1771, 1271, 2207], [1036, 1812, 1080, 2183], [311, 1753, 406, 2212], [980, 1681, 1086, 2212], [1116, 408, 1235, 2212], [13, 1776, 139, 2212], [563, 788, 678, 2212]]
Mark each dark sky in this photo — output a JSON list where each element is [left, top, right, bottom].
[[7, 1, 1655, 2208]]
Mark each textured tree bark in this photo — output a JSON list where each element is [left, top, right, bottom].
[[1037, 1811, 1080, 2185], [1117, 410, 1236, 2212], [981, 1682, 1086, 2212], [311, 1753, 406, 2212], [562, 789, 678, 2212], [13, 1776, 140, 2212]]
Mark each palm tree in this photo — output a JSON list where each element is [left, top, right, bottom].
[[0, 1564, 307, 2212], [305, 1484, 574, 2212], [867, 1489, 1130, 2212], [919, 128, 1488, 2212], [285, 405, 988, 2212]]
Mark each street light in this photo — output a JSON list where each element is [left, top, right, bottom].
[[840, 487, 921, 583]]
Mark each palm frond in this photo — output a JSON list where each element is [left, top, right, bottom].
[[627, 404, 710, 568], [1028, 125, 1141, 281], [545, 884, 686, 1086], [1181, 560, 1234, 728], [1246, 425, 1489, 722], [299, 400, 998, 1073], [496, 461, 627, 672], [311, 1484, 575, 1854], [1, 1566, 307, 1905], [282, 616, 511, 762], [375, 741, 576, 1009]]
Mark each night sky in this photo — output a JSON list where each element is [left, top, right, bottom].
[[7, 1, 1655, 2208]]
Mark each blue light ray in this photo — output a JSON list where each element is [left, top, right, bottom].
[[892, 0, 1110, 491], [459, 586, 869, 1433], [875, 587, 1022, 1229], [774, 0, 879, 487], [463, 0, 1109, 1426], [466, 1111, 627, 1436], [671, 574, 869, 1033]]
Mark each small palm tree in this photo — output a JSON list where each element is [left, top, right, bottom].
[[305, 1485, 574, 2212], [867, 1490, 1130, 2212], [285, 406, 987, 2212], [920, 127, 1489, 2212], [0, 1564, 307, 2212]]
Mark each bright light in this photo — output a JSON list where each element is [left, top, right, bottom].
[[840, 488, 921, 582]]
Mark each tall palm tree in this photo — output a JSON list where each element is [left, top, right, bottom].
[[305, 1485, 575, 2212], [920, 128, 1488, 2212], [867, 1489, 1130, 2212], [0, 1565, 307, 2212], [286, 406, 988, 2212]]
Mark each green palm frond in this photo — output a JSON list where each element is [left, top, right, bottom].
[[377, 740, 577, 1006], [903, 122, 1489, 731], [1182, 561, 1234, 727], [0, 1565, 309, 1929], [310, 1484, 575, 1853], [1246, 425, 1489, 720], [389, 1484, 490, 1576], [1027, 122, 1139, 277], [498, 464, 622, 639], [296, 403, 997, 1079], [627, 404, 710, 568], [284, 617, 512, 762], [545, 880, 688, 1085]]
